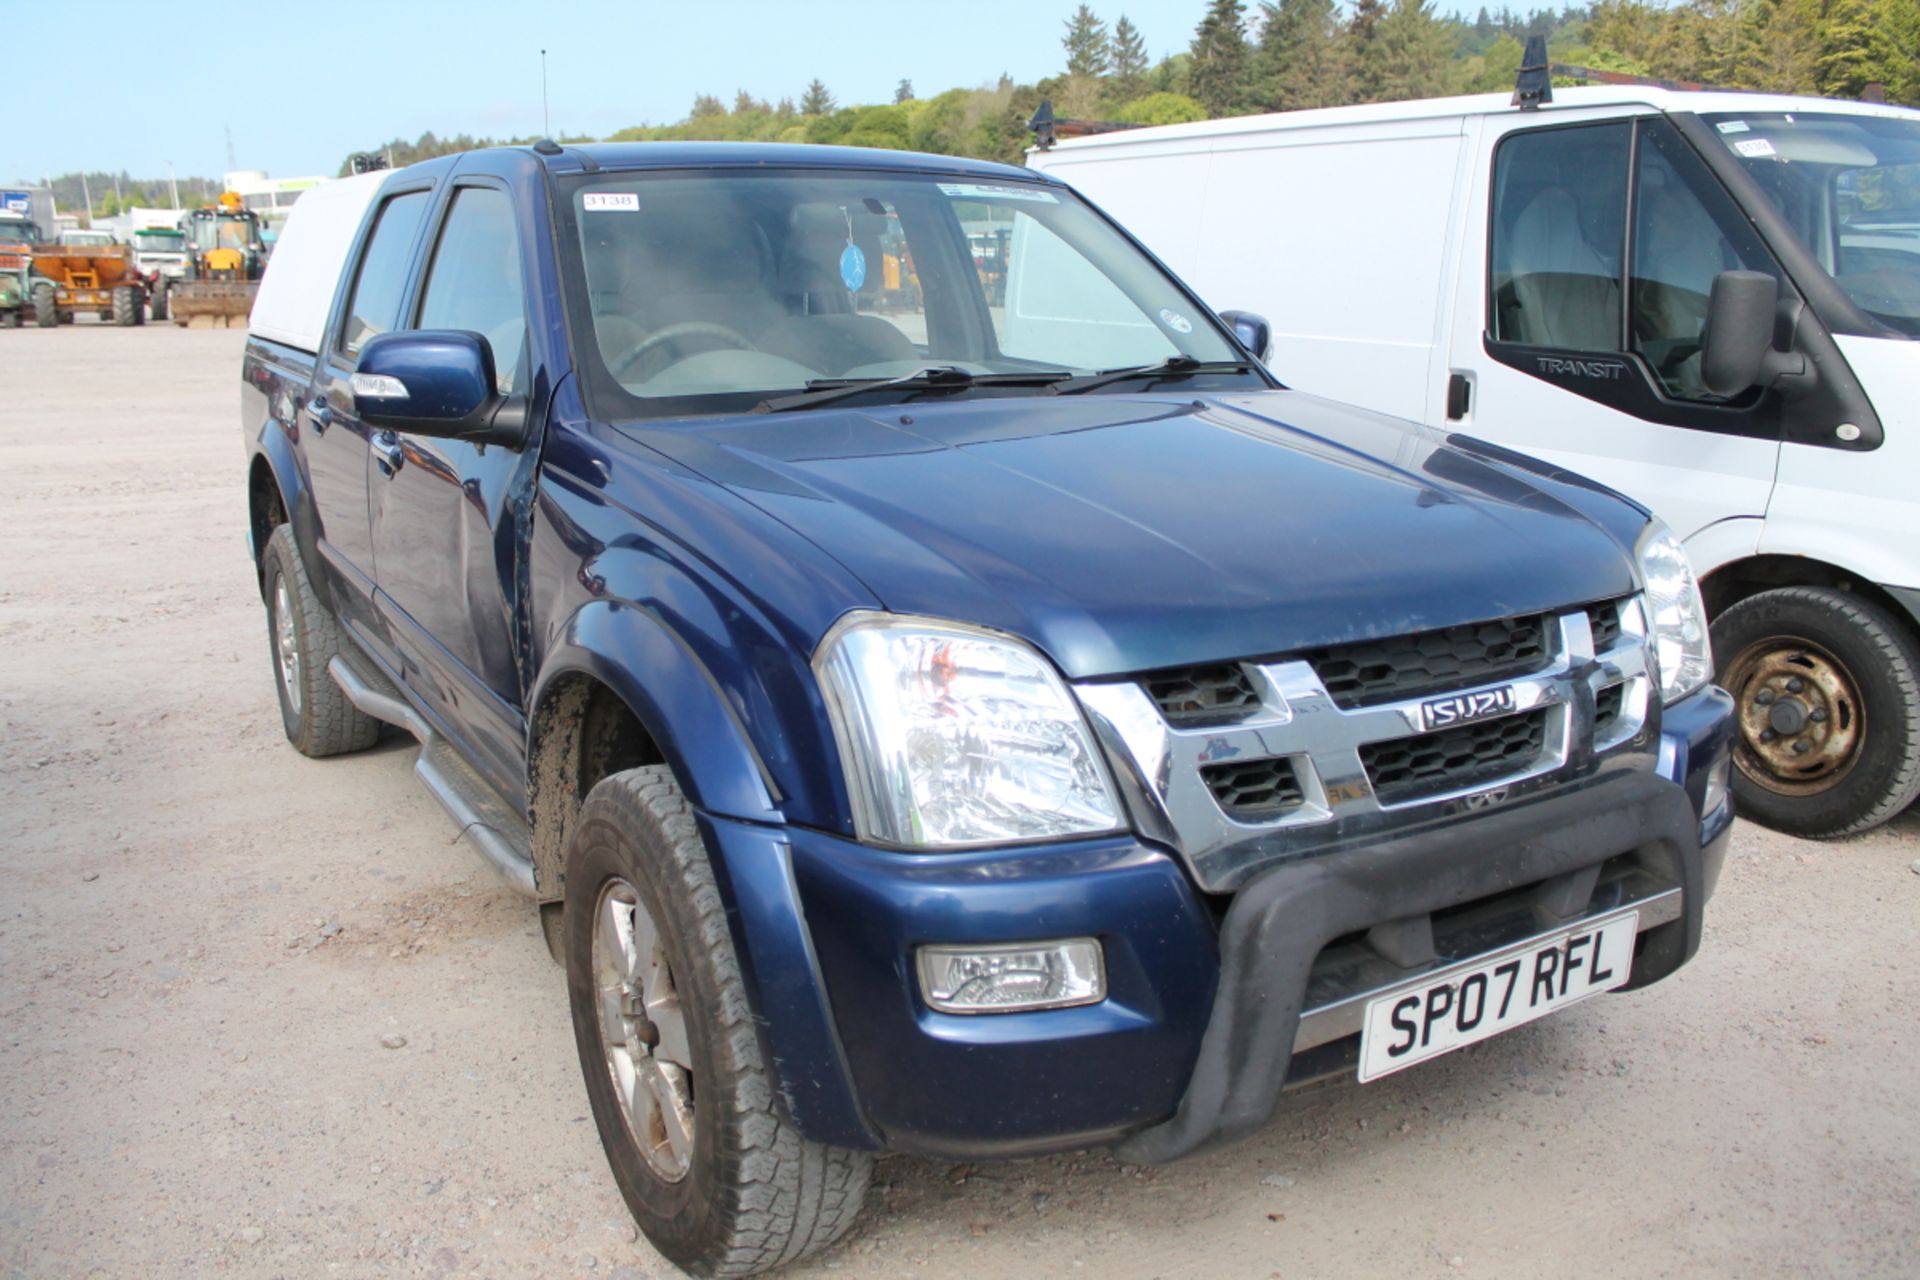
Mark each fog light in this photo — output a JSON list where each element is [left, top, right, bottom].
[[916, 938, 1105, 1014]]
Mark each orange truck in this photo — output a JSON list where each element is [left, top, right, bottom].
[[28, 232, 149, 327]]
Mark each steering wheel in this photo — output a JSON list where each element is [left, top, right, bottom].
[[610, 321, 755, 382]]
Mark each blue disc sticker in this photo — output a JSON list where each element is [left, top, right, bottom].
[[1159, 308, 1194, 334], [840, 242, 867, 291]]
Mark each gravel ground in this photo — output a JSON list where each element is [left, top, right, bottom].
[[3, 325, 1917, 1279]]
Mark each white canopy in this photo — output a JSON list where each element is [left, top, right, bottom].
[[249, 172, 387, 353]]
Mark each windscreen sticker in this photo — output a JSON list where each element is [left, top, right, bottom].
[[1732, 137, 1777, 158], [583, 192, 640, 212], [937, 182, 1060, 203], [840, 241, 867, 291], [1716, 120, 1751, 134], [1159, 308, 1194, 334]]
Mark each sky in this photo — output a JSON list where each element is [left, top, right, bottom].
[[11, 0, 1482, 184]]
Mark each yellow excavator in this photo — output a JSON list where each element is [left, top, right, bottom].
[[171, 191, 267, 326]]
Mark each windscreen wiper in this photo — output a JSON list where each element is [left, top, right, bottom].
[[755, 366, 1074, 414], [1052, 355, 1252, 396]]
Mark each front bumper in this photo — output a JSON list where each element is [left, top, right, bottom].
[[712, 685, 1734, 1161]]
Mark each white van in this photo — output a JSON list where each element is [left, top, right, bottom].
[[1028, 85, 1920, 839]]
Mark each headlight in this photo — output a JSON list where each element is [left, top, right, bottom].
[[814, 613, 1124, 848], [1635, 521, 1712, 704]]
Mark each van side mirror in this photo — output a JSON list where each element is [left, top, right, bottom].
[[1219, 309, 1271, 362], [352, 330, 526, 446], [1700, 271, 1808, 397]]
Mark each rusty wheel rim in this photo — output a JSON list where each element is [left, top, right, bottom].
[[1721, 635, 1864, 797]]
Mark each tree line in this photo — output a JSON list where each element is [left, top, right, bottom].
[[332, 0, 1920, 172]]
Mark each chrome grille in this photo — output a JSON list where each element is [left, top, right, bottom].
[[1075, 596, 1657, 892], [1143, 663, 1260, 727], [1361, 708, 1549, 806], [1202, 757, 1306, 818], [1587, 599, 1624, 653], [1301, 614, 1551, 709]]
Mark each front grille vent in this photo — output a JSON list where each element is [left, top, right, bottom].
[[1595, 682, 1625, 734], [1202, 756, 1306, 819], [1586, 599, 1624, 653], [1361, 708, 1548, 805], [1144, 663, 1260, 726], [1301, 615, 1550, 710]]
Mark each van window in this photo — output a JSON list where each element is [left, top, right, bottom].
[[417, 187, 526, 394], [1490, 123, 1629, 353], [339, 190, 429, 358], [1629, 123, 1781, 400]]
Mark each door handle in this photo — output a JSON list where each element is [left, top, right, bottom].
[[306, 396, 333, 432], [1446, 373, 1472, 422], [371, 432, 405, 477]]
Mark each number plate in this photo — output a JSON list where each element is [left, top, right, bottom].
[[1357, 911, 1639, 1083]]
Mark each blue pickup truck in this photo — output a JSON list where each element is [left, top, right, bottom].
[[241, 141, 1736, 1276]]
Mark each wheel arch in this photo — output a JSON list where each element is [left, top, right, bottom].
[[526, 600, 783, 903], [1700, 553, 1920, 647]]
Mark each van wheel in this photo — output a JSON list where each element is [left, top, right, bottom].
[[1712, 586, 1920, 838], [563, 766, 870, 1276], [261, 524, 382, 757], [32, 283, 56, 328]]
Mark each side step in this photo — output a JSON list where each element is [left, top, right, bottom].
[[327, 657, 537, 899]]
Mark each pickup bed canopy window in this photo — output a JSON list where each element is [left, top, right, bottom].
[[557, 168, 1256, 419]]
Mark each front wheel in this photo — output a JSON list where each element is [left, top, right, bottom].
[[1712, 586, 1920, 838], [563, 766, 870, 1276], [149, 284, 169, 322], [31, 282, 55, 328]]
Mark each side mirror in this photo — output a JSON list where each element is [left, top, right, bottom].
[[1218, 309, 1271, 362], [352, 330, 525, 446], [1700, 270, 1808, 397]]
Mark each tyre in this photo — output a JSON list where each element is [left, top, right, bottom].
[[563, 766, 871, 1276], [1712, 586, 1920, 838], [0, 307, 19, 328], [260, 524, 381, 757], [149, 284, 169, 323], [113, 286, 138, 327], [31, 282, 55, 328]]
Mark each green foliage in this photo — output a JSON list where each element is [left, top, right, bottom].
[[339, 0, 1920, 177], [1190, 0, 1255, 114], [1259, 0, 1351, 110], [1064, 4, 1112, 76], [1112, 14, 1151, 95], [800, 79, 835, 115], [1112, 91, 1211, 124]]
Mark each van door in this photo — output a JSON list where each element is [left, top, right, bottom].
[[1446, 113, 1783, 544], [367, 180, 534, 798]]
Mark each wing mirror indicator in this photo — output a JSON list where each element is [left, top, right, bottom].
[[351, 330, 527, 448]]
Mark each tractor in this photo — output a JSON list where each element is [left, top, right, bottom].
[[171, 192, 266, 326]]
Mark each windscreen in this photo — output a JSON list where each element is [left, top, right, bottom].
[[1705, 111, 1920, 336], [560, 168, 1249, 418], [133, 231, 182, 252]]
